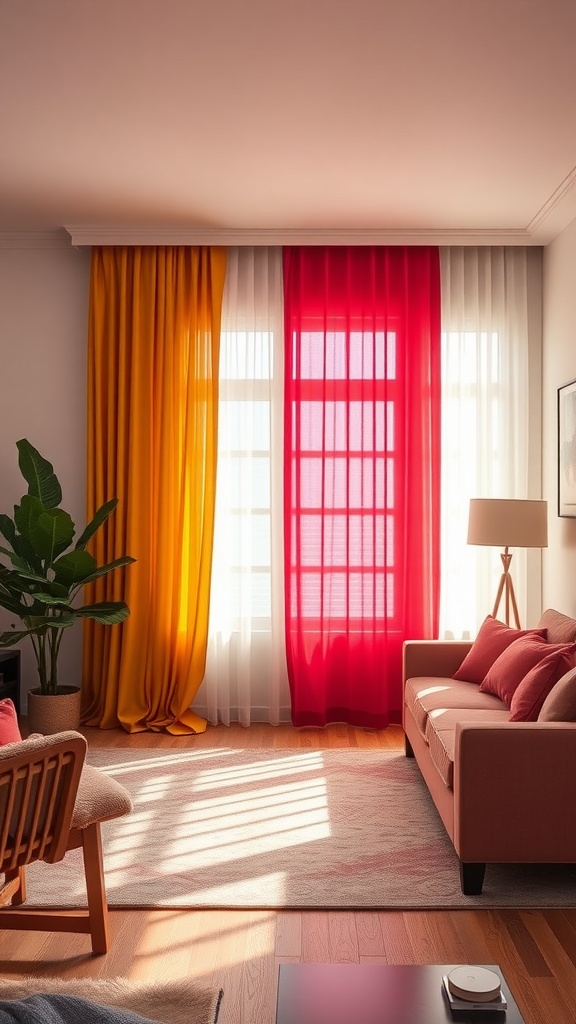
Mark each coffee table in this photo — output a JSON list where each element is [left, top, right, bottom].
[[275, 963, 525, 1023]]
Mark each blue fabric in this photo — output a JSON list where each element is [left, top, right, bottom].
[[0, 996, 158, 1024]]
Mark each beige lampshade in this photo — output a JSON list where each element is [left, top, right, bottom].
[[467, 498, 548, 549]]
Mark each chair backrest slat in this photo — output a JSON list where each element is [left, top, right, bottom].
[[0, 735, 86, 873]]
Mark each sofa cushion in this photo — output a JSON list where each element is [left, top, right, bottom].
[[426, 709, 509, 788], [480, 636, 573, 707], [425, 706, 510, 738], [537, 608, 576, 645], [538, 666, 576, 722], [405, 676, 507, 734], [509, 645, 576, 721], [452, 616, 546, 685], [0, 699, 21, 745]]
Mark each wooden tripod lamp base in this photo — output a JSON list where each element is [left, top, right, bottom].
[[467, 498, 549, 632], [492, 549, 521, 629]]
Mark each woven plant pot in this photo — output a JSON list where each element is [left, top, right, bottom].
[[27, 686, 81, 735]]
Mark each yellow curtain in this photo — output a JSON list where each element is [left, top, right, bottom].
[[82, 246, 227, 733]]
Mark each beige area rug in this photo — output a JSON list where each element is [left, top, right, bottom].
[[22, 747, 576, 910], [0, 978, 222, 1024]]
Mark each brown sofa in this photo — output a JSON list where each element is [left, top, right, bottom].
[[402, 608, 576, 895]]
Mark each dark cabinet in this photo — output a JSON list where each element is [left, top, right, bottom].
[[0, 650, 21, 716]]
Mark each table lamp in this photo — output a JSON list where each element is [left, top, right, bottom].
[[467, 498, 548, 629]]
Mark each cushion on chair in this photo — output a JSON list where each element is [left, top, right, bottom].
[[0, 730, 132, 829], [0, 699, 22, 745], [71, 763, 133, 830], [0, 729, 86, 759]]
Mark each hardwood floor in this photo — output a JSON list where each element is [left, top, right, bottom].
[[2, 723, 576, 1023]]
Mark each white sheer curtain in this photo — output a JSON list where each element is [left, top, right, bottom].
[[193, 247, 289, 725], [439, 247, 539, 639]]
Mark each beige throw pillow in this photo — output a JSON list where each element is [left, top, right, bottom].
[[538, 666, 576, 721], [536, 608, 576, 645]]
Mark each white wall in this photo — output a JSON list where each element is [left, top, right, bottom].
[[542, 216, 576, 614], [0, 238, 91, 705]]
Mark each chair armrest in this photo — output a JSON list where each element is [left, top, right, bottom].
[[453, 721, 576, 861], [403, 640, 473, 682]]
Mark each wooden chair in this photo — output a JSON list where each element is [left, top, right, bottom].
[[0, 730, 132, 954]]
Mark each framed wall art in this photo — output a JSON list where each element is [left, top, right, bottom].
[[558, 378, 576, 517]]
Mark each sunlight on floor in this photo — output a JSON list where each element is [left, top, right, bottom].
[[130, 909, 277, 972], [96, 749, 331, 903]]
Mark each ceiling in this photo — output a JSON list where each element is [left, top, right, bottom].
[[2, 0, 576, 246]]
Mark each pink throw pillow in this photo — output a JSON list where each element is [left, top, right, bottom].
[[510, 645, 576, 721], [453, 615, 547, 685], [0, 698, 22, 745], [480, 635, 571, 707]]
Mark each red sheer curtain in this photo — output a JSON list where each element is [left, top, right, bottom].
[[283, 246, 441, 728]]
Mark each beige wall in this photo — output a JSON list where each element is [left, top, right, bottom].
[[0, 239, 91, 704], [0, 237, 556, 709], [543, 216, 576, 615]]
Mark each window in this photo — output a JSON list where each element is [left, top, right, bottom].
[[209, 330, 276, 634], [290, 327, 399, 628]]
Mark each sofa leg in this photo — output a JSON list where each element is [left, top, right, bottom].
[[404, 734, 414, 758], [460, 861, 486, 895]]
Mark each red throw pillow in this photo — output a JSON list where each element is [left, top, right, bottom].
[[480, 635, 571, 707], [453, 615, 547, 685], [0, 698, 22, 745], [510, 645, 576, 721]]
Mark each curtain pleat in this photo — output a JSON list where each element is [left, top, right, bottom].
[[82, 245, 227, 733], [439, 247, 535, 638], [283, 246, 441, 728], [196, 247, 289, 725]]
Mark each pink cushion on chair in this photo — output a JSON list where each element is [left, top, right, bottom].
[[0, 698, 22, 745], [509, 645, 576, 721], [452, 615, 546, 685], [480, 635, 571, 707]]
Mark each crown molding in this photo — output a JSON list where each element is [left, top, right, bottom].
[[64, 225, 539, 247], [9, 164, 576, 249], [525, 163, 576, 243], [0, 229, 73, 250]]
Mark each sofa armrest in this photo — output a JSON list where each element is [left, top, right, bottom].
[[453, 721, 576, 862], [403, 640, 473, 682]]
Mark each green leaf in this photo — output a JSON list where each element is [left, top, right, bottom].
[[79, 555, 136, 587], [75, 498, 118, 550], [31, 592, 73, 607], [4, 567, 70, 598], [17, 439, 62, 508], [4, 552, 29, 572], [29, 508, 75, 563], [0, 588, 27, 616], [0, 626, 46, 646], [26, 611, 73, 626], [53, 549, 97, 587], [0, 565, 31, 594], [74, 601, 130, 624], [0, 515, 17, 546], [0, 527, 42, 574], [14, 494, 45, 542]]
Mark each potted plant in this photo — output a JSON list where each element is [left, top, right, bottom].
[[0, 439, 135, 733]]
